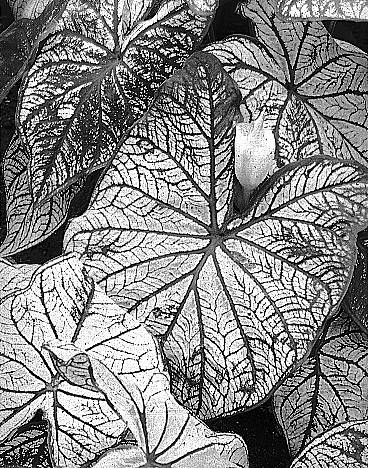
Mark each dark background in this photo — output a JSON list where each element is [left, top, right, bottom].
[[0, 1, 367, 466]]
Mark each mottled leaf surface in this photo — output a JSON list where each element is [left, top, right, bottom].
[[64, 52, 368, 418], [0, 0, 68, 103], [0, 420, 50, 468], [291, 419, 368, 468], [0, 254, 169, 466], [0, 135, 80, 257], [205, 0, 368, 170], [46, 344, 248, 468], [275, 0, 368, 21], [343, 229, 368, 334], [274, 311, 368, 456], [18, 0, 210, 202], [7, 0, 53, 19]]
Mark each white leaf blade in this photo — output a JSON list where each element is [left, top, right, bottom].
[[0, 135, 77, 257], [64, 51, 368, 417], [274, 311, 368, 455], [275, 0, 368, 21], [205, 0, 368, 168], [18, 0, 210, 201], [291, 419, 368, 468]]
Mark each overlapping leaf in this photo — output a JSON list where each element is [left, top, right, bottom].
[[45, 343, 248, 468], [0, 135, 80, 257], [343, 228, 368, 334], [275, 0, 368, 21], [0, 253, 174, 466], [64, 51, 368, 418], [0, 0, 68, 103], [18, 0, 211, 202], [0, 420, 51, 468], [291, 419, 368, 468], [205, 0, 368, 170], [274, 311, 368, 456], [7, 0, 53, 19]]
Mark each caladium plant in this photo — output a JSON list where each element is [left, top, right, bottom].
[[1, 0, 368, 466], [64, 50, 368, 419]]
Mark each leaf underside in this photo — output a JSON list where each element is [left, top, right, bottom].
[[274, 310, 368, 456], [205, 0, 368, 172], [64, 51, 368, 419], [18, 0, 211, 202]]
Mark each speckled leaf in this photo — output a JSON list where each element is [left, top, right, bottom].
[[343, 228, 368, 334], [0, 0, 68, 103], [274, 310, 368, 456], [64, 51, 368, 418], [205, 0, 368, 170], [291, 419, 368, 468], [0, 420, 50, 468], [0, 254, 169, 466], [275, 0, 368, 21], [18, 0, 210, 202], [0, 135, 80, 257], [7, 0, 54, 19], [46, 345, 248, 468]]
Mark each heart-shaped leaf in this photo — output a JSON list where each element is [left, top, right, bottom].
[[343, 229, 368, 334], [64, 51, 368, 418], [18, 0, 211, 202], [45, 343, 249, 468], [0, 253, 173, 466], [0, 135, 80, 257], [0, 0, 68, 103], [274, 310, 368, 456], [7, 0, 53, 19], [0, 419, 50, 468], [275, 0, 368, 21], [205, 0, 368, 170], [291, 419, 368, 468]]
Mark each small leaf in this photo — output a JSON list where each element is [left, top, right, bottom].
[[274, 310, 368, 456], [18, 0, 210, 202], [0, 0, 68, 103], [205, 0, 368, 169], [186, 0, 219, 16], [64, 51, 368, 418], [45, 345, 248, 468], [275, 0, 368, 21], [291, 419, 368, 468], [0, 135, 80, 257], [0, 419, 51, 468]]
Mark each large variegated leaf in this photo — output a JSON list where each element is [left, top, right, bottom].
[[275, 0, 368, 21], [0, 420, 50, 468], [291, 419, 368, 468], [64, 51, 368, 418], [18, 0, 211, 202], [0, 254, 173, 467], [0, 0, 68, 103], [45, 343, 248, 468], [7, 0, 53, 19], [274, 311, 368, 456], [205, 0, 368, 170], [0, 135, 80, 257], [343, 229, 368, 334]]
